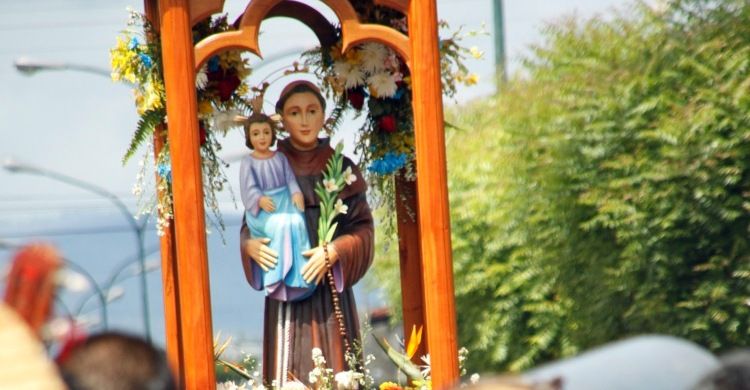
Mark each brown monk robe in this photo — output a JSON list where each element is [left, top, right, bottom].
[[240, 137, 374, 385]]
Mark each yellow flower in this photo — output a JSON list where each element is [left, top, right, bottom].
[[411, 379, 431, 390], [405, 325, 423, 359], [379, 382, 403, 390], [344, 48, 361, 64], [198, 100, 214, 116], [464, 73, 479, 86], [469, 46, 485, 59]]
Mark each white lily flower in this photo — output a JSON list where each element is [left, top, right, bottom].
[[334, 199, 348, 215], [324, 179, 339, 193], [343, 166, 357, 185]]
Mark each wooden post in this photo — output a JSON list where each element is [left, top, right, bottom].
[[153, 126, 185, 384], [144, 0, 185, 382], [158, 1, 216, 388], [408, 1, 460, 388], [394, 175, 427, 362]]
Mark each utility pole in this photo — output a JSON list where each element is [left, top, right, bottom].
[[493, 0, 507, 90]]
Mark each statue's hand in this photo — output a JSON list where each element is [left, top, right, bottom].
[[292, 192, 305, 212], [259, 196, 276, 213], [301, 243, 338, 285], [243, 237, 277, 272]]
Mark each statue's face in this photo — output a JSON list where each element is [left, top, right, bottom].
[[248, 122, 273, 152], [282, 92, 324, 151]]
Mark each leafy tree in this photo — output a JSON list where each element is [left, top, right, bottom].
[[370, 0, 750, 373]]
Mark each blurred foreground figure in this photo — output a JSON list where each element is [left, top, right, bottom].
[[58, 332, 177, 390], [3, 243, 62, 334], [692, 350, 750, 390], [0, 304, 66, 389], [524, 335, 720, 390]]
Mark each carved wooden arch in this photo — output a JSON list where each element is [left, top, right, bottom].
[[154, 0, 458, 388], [194, 0, 411, 71]]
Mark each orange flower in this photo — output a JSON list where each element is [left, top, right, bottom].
[[380, 382, 403, 390]]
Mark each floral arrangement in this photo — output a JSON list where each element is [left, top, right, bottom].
[[111, 10, 252, 235], [213, 325, 479, 390], [303, 5, 484, 211]]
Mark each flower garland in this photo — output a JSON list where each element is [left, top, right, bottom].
[[111, 10, 252, 235], [303, 6, 483, 211]]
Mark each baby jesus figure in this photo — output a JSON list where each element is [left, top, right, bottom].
[[239, 112, 315, 301]]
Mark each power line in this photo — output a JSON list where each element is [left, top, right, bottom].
[[0, 220, 243, 238]]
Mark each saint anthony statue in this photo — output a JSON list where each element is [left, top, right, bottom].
[[240, 80, 374, 385]]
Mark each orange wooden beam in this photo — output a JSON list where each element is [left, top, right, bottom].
[[144, 0, 184, 383], [154, 126, 185, 385], [159, 1, 216, 388], [395, 175, 427, 363], [407, 0, 460, 388]]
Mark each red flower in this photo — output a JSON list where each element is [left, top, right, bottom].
[[347, 88, 365, 110], [199, 122, 207, 146], [216, 71, 241, 102], [379, 115, 397, 133]]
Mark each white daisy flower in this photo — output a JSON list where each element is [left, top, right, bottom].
[[343, 166, 357, 185], [212, 109, 241, 134], [312, 347, 326, 365], [195, 65, 209, 90], [334, 370, 364, 390], [367, 72, 398, 98], [359, 42, 388, 73], [334, 198, 348, 215], [333, 61, 366, 89], [280, 380, 306, 390]]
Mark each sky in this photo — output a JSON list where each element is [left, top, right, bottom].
[[0, 0, 654, 340], [0, 0, 653, 225]]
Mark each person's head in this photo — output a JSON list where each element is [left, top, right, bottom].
[[58, 332, 176, 390], [693, 350, 750, 390], [275, 80, 326, 151], [243, 113, 277, 151]]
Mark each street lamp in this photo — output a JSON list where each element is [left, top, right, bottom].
[[14, 57, 112, 78], [3, 158, 153, 341]]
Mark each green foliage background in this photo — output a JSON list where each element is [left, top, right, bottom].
[[369, 0, 750, 373]]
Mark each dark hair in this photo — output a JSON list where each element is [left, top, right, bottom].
[[275, 82, 327, 114], [693, 350, 750, 390], [243, 113, 278, 150], [58, 332, 177, 390]]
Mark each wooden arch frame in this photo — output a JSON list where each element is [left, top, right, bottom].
[[193, 0, 412, 70], [151, 0, 458, 389]]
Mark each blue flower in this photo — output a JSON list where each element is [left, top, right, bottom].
[[139, 53, 153, 68], [393, 88, 405, 100], [157, 163, 172, 183], [128, 36, 139, 50], [367, 152, 408, 176], [208, 56, 220, 72]]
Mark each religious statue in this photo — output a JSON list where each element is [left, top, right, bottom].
[[240, 80, 374, 386], [239, 97, 315, 302]]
